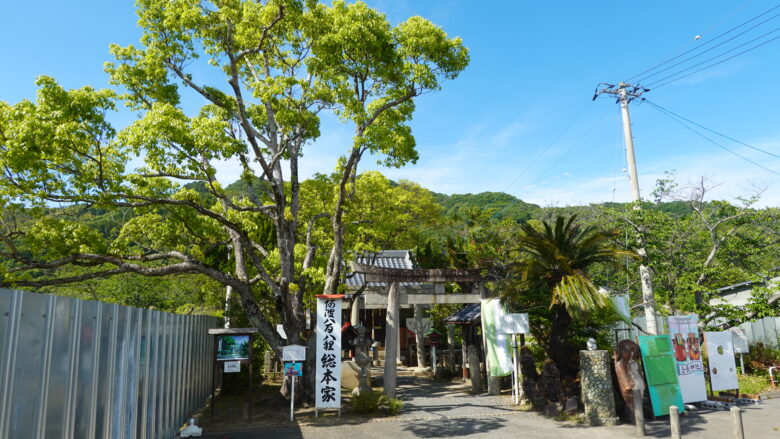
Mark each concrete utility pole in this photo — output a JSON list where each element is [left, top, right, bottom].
[[594, 82, 658, 335]]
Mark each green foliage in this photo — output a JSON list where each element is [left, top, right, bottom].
[[436, 192, 540, 223], [736, 374, 772, 395], [350, 389, 403, 416], [744, 343, 780, 374]]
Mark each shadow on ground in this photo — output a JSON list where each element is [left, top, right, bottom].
[[400, 416, 507, 437]]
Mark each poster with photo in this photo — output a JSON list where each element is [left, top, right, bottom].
[[667, 315, 707, 403], [315, 295, 343, 409], [216, 334, 250, 361]]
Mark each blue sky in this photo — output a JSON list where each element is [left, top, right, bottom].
[[2, 1, 779, 206]]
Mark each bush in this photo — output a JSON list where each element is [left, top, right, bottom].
[[745, 343, 780, 374], [351, 390, 383, 414], [350, 390, 404, 416], [384, 396, 403, 415]]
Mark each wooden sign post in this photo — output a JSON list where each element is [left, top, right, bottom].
[[208, 327, 258, 422]]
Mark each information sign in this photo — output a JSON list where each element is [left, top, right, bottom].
[[224, 361, 241, 373], [283, 344, 307, 362], [499, 313, 529, 334], [284, 362, 303, 377]]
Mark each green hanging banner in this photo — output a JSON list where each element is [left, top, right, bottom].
[[638, 335, 685, 417]]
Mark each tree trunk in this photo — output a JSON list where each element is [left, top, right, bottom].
[[548, 304, 574, 378]]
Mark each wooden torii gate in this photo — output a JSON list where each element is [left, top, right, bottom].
[[350, 262, 483, 397]]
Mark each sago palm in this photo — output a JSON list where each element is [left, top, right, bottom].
[[516, 214, 635, 377]]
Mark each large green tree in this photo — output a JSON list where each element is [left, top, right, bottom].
[[0, 0, 467, 363], [511, 215, 633, 377]]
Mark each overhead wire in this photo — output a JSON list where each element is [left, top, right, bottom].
[[526, 107, 614, 187], [625, 3, 780, 82], [646, 28, 780, 89], [643, 100, 780, 159], [635, 12, 780, 84], [500, 101, 594, 192], [645, 100, 780, 177], [487, 105, 613, 220]]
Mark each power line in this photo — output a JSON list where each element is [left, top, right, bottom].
[[646, 100, 780, 177], [501, 101, 593, 193], [644, 100, 780, 159], [626, 3, 780, 81], [526, 107, 613, 188], [646, 27, 780, 88], [635, 12, 780, 84]]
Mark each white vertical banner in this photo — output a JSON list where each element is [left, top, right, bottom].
[[704, 331, 739, 391], [315, 295, 343, 409], [480, 299, 513, 377], [667, 315, 707, 403]]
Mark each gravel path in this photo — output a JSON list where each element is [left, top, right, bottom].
[[200, 368, 780, 438]]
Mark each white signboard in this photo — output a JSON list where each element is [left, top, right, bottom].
[[283, 344, 307, 362], [730, 328, 749, 354], [667, 315, 707, 403], [224, 361, 241, 373], [499, 313, 529, 334], [315, 295, 342, 409], [705, 331, 739, 391]]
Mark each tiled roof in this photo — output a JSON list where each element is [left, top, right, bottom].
[[345, 250, 425, 288], [443, 303, 481, 324]]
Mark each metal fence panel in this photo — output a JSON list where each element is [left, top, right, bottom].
[[765, 318, 779, 348], [0, 289, 219, 439], [43, 296, 77, 439], [10, 291, 51, 437]]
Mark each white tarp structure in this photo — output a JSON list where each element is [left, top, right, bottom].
[[315, 295, 343, 410], [705, 331, 739, 391], [667, 315, 707, 403]]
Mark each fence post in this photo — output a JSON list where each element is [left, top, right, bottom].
[[633, 389, 645, 437], [731, 406, 745, 439], [669, 405, 681, 439]]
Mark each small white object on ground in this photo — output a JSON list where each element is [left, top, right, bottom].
[[180, 418, 202, 437]]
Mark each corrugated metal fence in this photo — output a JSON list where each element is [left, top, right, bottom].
[[0, 288, 220, 439], [735, 316, 780, 348]]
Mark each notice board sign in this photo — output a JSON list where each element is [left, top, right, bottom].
[[499, 313, 529, 334], [283, 344, 307, 362], [224, 361, 241, 373]]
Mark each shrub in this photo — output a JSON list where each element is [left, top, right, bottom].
[[384, 396, 403, 415], [351, 390, 383, 414], [350, 390, 404, 416]]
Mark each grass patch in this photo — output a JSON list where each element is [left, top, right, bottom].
[[738, 374, 772, 395]]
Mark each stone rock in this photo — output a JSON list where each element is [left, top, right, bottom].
[[541, 361, 563, 404], [542, 402, 563, 417], [565, 396, 579, 414]]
